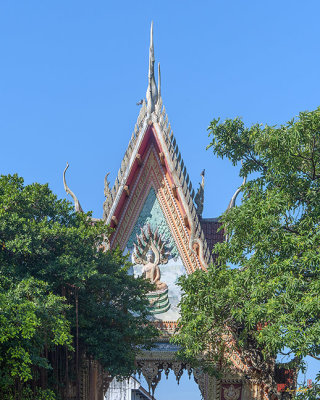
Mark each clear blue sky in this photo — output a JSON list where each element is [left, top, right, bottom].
[[1, 1, 319, 397]]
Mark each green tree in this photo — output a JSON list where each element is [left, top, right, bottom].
[[0, 174, 156, 398], [174, 108, 320, 397], [0, 277, 71, 395], [293, 381, 320, 400]]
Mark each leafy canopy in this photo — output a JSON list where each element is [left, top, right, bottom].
[[174, 107, 320, 392], [0, 174, 156, 397]]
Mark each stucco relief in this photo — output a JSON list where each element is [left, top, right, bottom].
[[126, 187, 186, 321]]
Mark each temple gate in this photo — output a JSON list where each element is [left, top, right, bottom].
[[63, 22, 288, 400], [100, 23, 260, 400]]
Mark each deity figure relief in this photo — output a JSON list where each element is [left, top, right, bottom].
[[133, 224, 170, 314], [142, 249, 167, 291]]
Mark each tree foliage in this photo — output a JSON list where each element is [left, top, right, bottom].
[[293, 381, 320, 400], [174, 107, 320, 396], [0, 174, 156, 398]]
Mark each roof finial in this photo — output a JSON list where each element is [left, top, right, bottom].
[[194, 169, 205, 217], [226, 175, 247, 213], [158, 62, 161, 100], [63, 162, 83, 213], [146, 21, 158, 114], [225, 162, 247, 242], [102, 172, 112, 221]]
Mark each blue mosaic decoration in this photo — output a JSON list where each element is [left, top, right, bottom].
[[126, 187, 179, 260]]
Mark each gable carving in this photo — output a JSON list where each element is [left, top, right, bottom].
[[110, 146, 202, 274]]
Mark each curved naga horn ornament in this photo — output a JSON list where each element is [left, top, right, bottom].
[[225, 171, 247, 242], [63, 162, 84, 213], [226, 175, 247, 212]]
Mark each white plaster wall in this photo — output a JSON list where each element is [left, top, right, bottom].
[[104, 377, 139, 400]]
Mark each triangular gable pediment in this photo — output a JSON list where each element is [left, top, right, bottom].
[[105, 109, 213, 272], [110, 143, 200, 274]]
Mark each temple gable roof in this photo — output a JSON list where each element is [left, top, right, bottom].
[[103, 23, 223, 271]]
